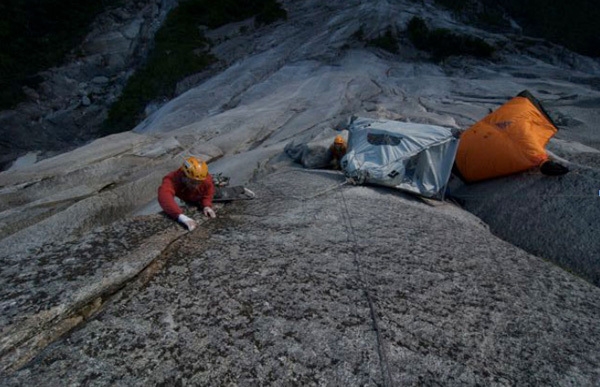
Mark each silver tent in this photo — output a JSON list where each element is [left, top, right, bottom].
[[342, 117, 460, 199]]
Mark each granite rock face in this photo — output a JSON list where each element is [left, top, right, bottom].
[[2, 170, 599, 385], [450, 164, 600, 287], [1, 0, 600, 384]]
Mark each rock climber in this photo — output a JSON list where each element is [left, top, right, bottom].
[[158, 156, 216, 231], [329, 134, 347, 170]]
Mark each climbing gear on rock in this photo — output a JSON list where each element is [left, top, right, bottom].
[[212, 173, 230, 187]]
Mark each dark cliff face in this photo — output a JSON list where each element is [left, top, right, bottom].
[[0, 0, 286, 171], [0, 0, 121, 110], [0, 0, 179, 171]]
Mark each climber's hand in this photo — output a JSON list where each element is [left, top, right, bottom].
[[177, 214, 198, 231], [203, 206, 216, 218]]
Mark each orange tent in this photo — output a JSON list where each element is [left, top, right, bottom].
[[455, 90, 558, 183]]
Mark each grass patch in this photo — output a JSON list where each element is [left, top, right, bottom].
[[367, 27, 399, 54], [0, 0, 121, 109], [103, 0, 286, 135], [351, 25, 399, 54], [407, 16, 494, 60], [406, 17, 430, 50], [427, 28, 495, 59], [352, 26, 365, 41]]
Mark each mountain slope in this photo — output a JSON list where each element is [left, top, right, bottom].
[[1, 0, 600, 383]]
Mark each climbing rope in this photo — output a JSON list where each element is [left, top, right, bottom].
[[337, 185, 394, 387]]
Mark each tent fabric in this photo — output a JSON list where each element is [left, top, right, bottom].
[[284, 141, 332, 169], [342, 117, 460, 198], [455, 91, 559, 183]]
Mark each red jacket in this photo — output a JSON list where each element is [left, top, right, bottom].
[[158, 169, 215, 219]]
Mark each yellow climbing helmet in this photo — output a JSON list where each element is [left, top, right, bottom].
[[334, 135, 345, 145], [181, 156, 208, 181]]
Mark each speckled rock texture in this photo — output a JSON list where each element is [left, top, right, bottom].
[[3, 169, 599, 385], [1, 0, 600, 384], [451, 165, 600, 287]]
